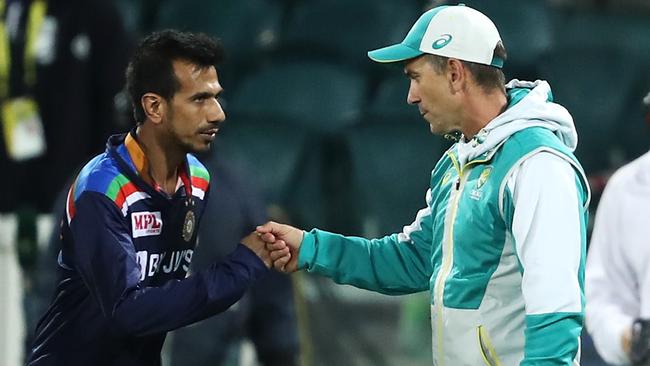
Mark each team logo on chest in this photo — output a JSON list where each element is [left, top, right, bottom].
[[182, 210, 195, 242], [131, 211, 163, 238], [470, 166, 492, 200], [476, 166, 492, 189]]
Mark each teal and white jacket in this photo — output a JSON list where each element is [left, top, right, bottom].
[[297, 80, 590, 366]]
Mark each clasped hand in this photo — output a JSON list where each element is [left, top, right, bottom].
[[254, 221, 304, 273], [240, 221, 302, 271]]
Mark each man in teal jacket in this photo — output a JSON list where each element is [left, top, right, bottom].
[[262, 4, 590, 365]]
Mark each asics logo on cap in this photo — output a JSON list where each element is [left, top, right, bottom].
[[432, 34, 452, 49]]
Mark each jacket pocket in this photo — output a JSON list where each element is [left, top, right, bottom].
[[477, 325, 502, 366]]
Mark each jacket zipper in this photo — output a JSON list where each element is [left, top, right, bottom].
[[434, 152, 463, 366], [434, 152, 491, 365]]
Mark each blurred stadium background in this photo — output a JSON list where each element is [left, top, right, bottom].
[[2, 0, 650, 365]]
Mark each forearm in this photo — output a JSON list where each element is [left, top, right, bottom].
[[586, 247, 634, 365], [586, 306, 632, 365], [521, 312, 582, 365], [298, 229, 430, 295], [110, 244, 267, 336]]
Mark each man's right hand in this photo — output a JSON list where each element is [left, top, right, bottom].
[[629, 319, 650, 366], [241, 231, 288, 269], [256, 221, 304, 273], [624, 327, 632, 359]]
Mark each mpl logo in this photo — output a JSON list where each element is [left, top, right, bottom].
[[131, 211, 163, 238]]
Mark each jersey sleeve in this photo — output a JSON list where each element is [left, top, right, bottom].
[[504, 152, 585, 365], [69, 191, 268, 336], [585, 171, 635, 365], [297, 189, 435, 295]]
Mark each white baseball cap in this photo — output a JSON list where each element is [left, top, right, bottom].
[[368, 4, 504, 68]]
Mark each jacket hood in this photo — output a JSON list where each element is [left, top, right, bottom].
[[457, 79, 577, 166]]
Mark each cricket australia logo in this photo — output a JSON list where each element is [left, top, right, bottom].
[[470, 166, 492, 200], [131, 211, 163, 238], [476, 166, 492, 189]]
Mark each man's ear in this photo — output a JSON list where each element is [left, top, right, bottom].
[[141, 93, 166, 124], [446, 58, 467, 94]]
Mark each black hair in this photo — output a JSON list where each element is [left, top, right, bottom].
[[126, 30, 224, 123], [426, 41, 508, 93]]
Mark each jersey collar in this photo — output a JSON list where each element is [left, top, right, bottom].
[[124, 130, 192, 196]]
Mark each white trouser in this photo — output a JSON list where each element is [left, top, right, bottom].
[[0, 214, 24, 366], [0, 213, 53, 366]]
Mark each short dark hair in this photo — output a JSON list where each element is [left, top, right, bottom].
[[126, 30, 224, 123], [426, 41, 508, 93]]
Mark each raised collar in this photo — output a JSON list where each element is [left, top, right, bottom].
[[124, 131, 191, 195]]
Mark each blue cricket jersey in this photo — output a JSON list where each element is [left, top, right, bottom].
[[27, 131, 268, 365]]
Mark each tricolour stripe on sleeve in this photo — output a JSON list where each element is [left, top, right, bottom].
[[187, 154, 210, 200], [104, 174, 150, 216]]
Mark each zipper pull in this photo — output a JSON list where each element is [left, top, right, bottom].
[[455, 177, 461, 190]]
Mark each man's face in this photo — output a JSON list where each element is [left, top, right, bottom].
[[404, 56, 461, 135], [164, 60, 225, 153]]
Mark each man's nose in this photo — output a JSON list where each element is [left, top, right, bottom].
[[208, 99, 226, 123], [407, 81, 419, 105]]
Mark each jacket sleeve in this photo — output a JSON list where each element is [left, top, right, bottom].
[[585, 169, 635, 365], [504, 152, 585, 366], [70, 191, 268, 336], [297, 189, 434, 295]]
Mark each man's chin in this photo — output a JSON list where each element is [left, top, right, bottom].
[[193, 143, 212, 154], [182, 141, 212, 155], [423, 117, 441, 134], [428, 123, 446, 136]]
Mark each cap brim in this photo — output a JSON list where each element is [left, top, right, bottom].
[[367, 43, 423, 63]]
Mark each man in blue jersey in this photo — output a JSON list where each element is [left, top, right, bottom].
[[27, 30, 288, 366], [262, 4, 590, 366]]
